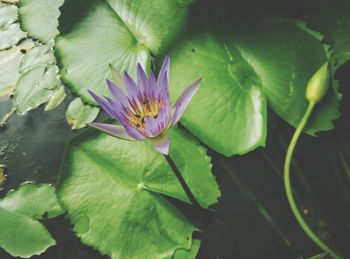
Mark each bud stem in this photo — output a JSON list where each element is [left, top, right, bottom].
[[284, 101, 342, 259]]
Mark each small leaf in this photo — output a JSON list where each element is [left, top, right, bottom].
[[13, 64, 61, 114], [17, 0, 64, 43], [44, 86, 66, 111], [0, 3, 26, 50], [65, 97, 99, 130], [12, 44, 64, 114], [0, 39, 34, 96], [0, 183, 63, 258], [19, 44, 56, 74], [58, 127, 219, 258], [0, 183, 64, 219]]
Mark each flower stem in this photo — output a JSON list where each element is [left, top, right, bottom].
[[164, 154, 202, 210], [284, 101, 341, 259]]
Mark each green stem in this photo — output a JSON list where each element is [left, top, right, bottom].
[[284, 101, 341, 259], [164, 154, 202, 210]]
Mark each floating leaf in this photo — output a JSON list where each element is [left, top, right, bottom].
[[169, 19, 340, 155], [17, 0, 64, 43], [170, 239, 201, 259], [0, 3, 26, 50], [44, 85, 66, 111], [0, 183, 63, 258], [0, 0, 66, 114], [58, 127, 220, 258], [12, 44, 64, 114], [230, 20, 340, 135], [0, 39, 34, 96], [65, 97, 99, 129], [169, 34, 267, 156], [55, 0, 191, 104]]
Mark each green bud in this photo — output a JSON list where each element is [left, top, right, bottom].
[[306, 62, 330, 103]]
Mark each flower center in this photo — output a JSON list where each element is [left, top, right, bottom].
[[126, 98, 164, 132]]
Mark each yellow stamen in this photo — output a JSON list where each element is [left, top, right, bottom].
[[127, 98, 164, 132]]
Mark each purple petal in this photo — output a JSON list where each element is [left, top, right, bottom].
[[106, 79, 128, 105], [123, 124, 146, 140], [108, 64, 126, 93], [143, 108, 169, 138], [170, 78, 201, 126], [149, 70, 157, 90], [157, 107, 170, 132], [144, 116, 160, 138], [88, 90, 116, 119], [158, 73, 170, 108], [137, 63, 149, 91], [157, 56, 170, 88], [124, 72, 140, 98], [87, 122, 135, 140], [151, 136, 170, 155]]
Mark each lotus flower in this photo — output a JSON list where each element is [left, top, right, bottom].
[[87, 56, 201, 155]]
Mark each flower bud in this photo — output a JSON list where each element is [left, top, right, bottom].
[[306, 62, 330, 103]]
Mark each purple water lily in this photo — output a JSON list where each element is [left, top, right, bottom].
[[87, 56, 201, 155]]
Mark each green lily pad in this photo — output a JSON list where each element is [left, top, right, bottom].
[[169, 19, 340, 155], [44, 85, 66, 111], [0, 0, 65, 114], [0, 3, 26, 50], [169, 33, 267, 156], [231, 20, 340, 135], [17, 0, 64, 43], [58, 127, 220, 258], [0, 39, 34, 96], [55, 0, 191, 104], [66, 97, 99, 129], [171, 239, 201, 259], [12, 44, 64, 114], [0, 183, 64, 258]]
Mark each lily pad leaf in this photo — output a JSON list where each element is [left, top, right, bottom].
[[0, 3, 26, 50], [55, 0, 191, 104], [0, 39, 34, 96], [169, 34, 267, 156], [0, 183, 63, 258], [58, 127, 220, 259], [44, 85, 66, 111], [305, 0, 350, 69], [13, 44, 63, 114], [169, 19, 340, 156], [17, 0, 64, 43], [170, 239, 201, 259], [66, 97, 99, 130], [230, 20, 341, 135]]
